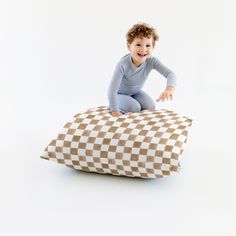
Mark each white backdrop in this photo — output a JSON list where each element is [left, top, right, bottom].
[[1, 0, 236, 235]]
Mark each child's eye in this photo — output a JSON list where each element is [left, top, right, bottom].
[[136, 44, 141, 46], [146, 45, 151, 47]]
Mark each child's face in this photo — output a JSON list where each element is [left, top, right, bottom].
[[127, 37, 154, 67]]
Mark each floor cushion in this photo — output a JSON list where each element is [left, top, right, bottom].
[[41, 106, 192, 178]]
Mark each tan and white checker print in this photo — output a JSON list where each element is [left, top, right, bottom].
[[41, 106, 192, 178]]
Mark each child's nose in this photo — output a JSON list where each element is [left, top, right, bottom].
[[140, 46, 146, 52]]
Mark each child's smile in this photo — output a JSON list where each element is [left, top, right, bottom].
[[137, 53, 148, 57]]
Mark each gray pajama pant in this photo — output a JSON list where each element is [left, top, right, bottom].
[[117, 90, 156, 113]]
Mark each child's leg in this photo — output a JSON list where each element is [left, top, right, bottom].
[[132, 90, 156, 110], [117, 94, 141, 113]]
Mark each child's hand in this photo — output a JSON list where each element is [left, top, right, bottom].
[[111, 111, 133, 117], [111, 111, 122, 117], [156, 86, 174, 102]]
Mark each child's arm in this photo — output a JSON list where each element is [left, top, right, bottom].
[[151, 57, 177, 102], [107, 63, 124, 116]]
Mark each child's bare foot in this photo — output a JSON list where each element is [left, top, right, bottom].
[[126, 112, 132, 115]]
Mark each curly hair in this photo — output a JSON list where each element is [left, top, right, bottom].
[[126, 23, 159, 47]]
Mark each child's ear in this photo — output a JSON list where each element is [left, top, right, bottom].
[[127, 43, 131, 51]]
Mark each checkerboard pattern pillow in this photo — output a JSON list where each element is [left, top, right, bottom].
[[41, 106, 192, 178]]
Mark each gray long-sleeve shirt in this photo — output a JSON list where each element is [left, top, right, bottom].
[[107, 53, 177, 112]]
